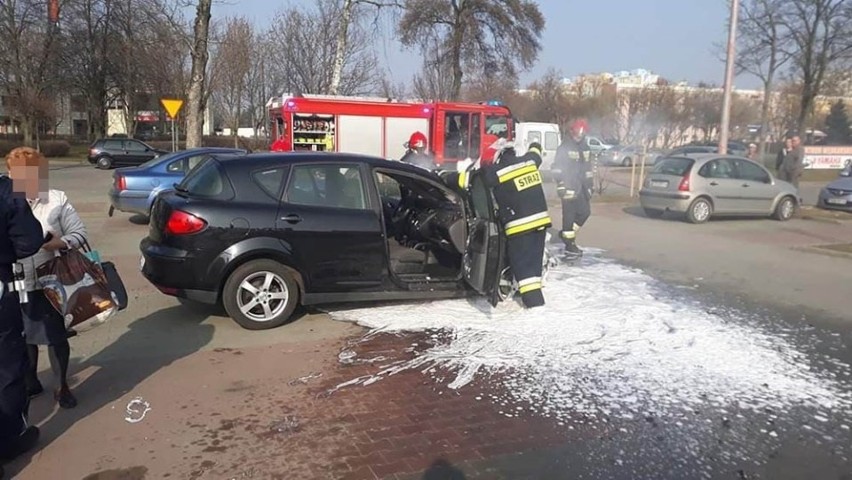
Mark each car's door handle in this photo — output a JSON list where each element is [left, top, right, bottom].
[[710, 182, 719, 186], [280, 214, 302, 224], [742, 184, 750, 188]]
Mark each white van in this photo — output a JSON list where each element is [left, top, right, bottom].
[[515, 122, 561, 173]]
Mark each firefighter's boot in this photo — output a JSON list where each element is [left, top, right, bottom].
[[563, 238, 583, 259]]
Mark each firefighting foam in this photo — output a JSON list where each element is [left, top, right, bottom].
[[327, 248, 852, 422]]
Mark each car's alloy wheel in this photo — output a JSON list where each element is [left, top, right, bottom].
[[773, 196, 796, 221], [497, 266, 517, 301], [622, 157, 632, 167], [223, 260, 299, 330], [686, 198, 712, 224], [96, 157, 113, 169]]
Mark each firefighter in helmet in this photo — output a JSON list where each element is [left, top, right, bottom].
[[400, 131, 435, 170], [441, 140, 551, 308], [554, 119, 593, 259]]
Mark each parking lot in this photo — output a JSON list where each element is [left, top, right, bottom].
[[6, 161, 852, 479]]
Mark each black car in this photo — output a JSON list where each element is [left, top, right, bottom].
[[140, 153, 509, 330], [88, 138, 168, 169]]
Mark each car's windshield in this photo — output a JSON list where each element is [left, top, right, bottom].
[[653, 157, 695, 176]]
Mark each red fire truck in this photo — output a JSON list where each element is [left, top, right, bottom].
[[266, 94, 514, 166]]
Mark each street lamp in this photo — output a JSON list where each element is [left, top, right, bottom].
[[719, 0, 740, 155]]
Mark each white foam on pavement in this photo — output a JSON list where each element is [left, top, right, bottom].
[[326, 249, 851, 421]]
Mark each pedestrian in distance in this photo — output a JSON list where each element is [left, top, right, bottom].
[[6, 147, 87, 410], [782, 135, 805, 190], [0, 150, 46, 475], [747, 143, 759, 161], [776, 138, 793, 180]]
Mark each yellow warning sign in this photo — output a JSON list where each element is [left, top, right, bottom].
[[160, 98, 184, 119]]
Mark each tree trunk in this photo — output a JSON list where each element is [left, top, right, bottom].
[[186, 0, 213, 148], [330, 0, 353, 96], [758, 77, 773, 155]]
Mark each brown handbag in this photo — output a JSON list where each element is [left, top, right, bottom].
[[36, 248, 117, 329]]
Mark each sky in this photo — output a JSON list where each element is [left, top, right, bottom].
[[213, 0, 754, 89]]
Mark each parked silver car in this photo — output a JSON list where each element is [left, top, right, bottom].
[[818, 176, 852, 212], [639, 154, 799, 223], [601, 146, 663, 166]]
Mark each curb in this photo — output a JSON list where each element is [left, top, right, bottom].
[[791, 245, 852, 261]]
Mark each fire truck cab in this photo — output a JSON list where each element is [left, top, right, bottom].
[[266, 94, 514, 167]]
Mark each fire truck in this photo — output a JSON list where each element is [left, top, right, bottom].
[[266, 94, 514, 166]]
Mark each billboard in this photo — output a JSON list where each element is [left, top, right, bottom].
[[803, 146, 852, 170]]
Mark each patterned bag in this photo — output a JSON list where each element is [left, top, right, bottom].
[[36, 248, 117, 329]]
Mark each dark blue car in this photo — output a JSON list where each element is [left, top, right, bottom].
[[108, 147, 247, 218]]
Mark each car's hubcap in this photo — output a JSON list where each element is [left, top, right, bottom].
[[237, 271, 289, 322], [782, 199, 794, 218], [694, 202, 710, 221]]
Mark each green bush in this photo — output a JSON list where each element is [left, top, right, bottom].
[[0, 140, 71, 158], [146, 136, 269, 152]]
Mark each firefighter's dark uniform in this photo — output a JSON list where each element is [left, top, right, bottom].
[[0, 175, 44, 460], [553, 137, 593, 255], [400, 150, 436, 171], [443, 145, 550, 307]]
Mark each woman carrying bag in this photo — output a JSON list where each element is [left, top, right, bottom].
[[6, 147, 85, 409]]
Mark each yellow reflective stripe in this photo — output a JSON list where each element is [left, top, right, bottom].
[[519, 281, 542, 294], [506, 217, 551, 236], [518, 276, 542, 287], [499, 165, 537, 184], [458, 171, 469, 189], [561, 230, 576, 240], [528, 146, 542, 156], [573, 223, 581, 232], [505, 211, 549, 229]]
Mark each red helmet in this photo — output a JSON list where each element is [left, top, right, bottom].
[[570, 119, 589, 138], [408, 131, 427, 150]]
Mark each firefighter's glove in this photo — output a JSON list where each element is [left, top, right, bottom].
[[557, 185, 576, 200]]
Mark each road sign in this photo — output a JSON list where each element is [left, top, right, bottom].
[[160, 98, 184, 119]]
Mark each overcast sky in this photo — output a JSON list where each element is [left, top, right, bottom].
[[214, 0, 756, 89]]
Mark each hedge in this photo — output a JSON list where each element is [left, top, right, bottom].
[[0, 140, 71, 158], [145, 136, 269, 152]]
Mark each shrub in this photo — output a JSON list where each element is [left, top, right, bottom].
[[0, 140, 71, 158]]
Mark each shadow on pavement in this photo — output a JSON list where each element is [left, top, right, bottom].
[[421, 459, 467, 480], [128, 214, 149, 226], [6, 306, 215, 477]]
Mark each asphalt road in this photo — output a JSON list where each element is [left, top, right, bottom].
[[4, 162, 851, 480]]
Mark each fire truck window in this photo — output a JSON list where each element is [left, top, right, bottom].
[[469, 114, 481, 159], [486, 116, 509, 139], [443, 113, 469, 160]]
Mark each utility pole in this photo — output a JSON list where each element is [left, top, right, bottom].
[[719, 0, 740, 155]]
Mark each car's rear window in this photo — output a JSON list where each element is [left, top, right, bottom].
[[653, 157, 694, 176], [178, 158, 234, 199]]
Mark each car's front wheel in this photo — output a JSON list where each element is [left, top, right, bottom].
[[222, 259, 300, 330], [772, 196, 797, 221], [686, 197, 713, 224], [96, 156, 113, 169]]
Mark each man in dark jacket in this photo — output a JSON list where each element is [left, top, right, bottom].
[[775, 137, 792, 180], [553, 119, 593, 259], [782, 134, 805, 189], [0, 172, 45, 471]]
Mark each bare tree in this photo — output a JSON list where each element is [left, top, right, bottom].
[[525, 69, 571, 127], [736, 0, 792, 154], [265, 0, 380, 96], [185, 0, 212, 147], [411, 39, 455, 101], [330, 0, 401, 95], [0, 0, 63, 144], [781, 0, 852, 132], [398, 0, 545, 100], [211, 16, 251, 146]]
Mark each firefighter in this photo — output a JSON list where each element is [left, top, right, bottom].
[[554, 119, 594, 259], [0, 172, 45, 470], [442, 141, 550, 308], [400, 131, 435, 170]]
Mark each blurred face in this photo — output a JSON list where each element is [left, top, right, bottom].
[[791, 136, 801, 148], [6, 147, 48, 199], [748, 145, 757, 155], [785, 138, 793, 150]]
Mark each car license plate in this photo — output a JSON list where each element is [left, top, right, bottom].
[[827, 198, 848, 205], [514, 171, 542, 191], [139, 256, 145, 272], [651, 180, 668, 188]]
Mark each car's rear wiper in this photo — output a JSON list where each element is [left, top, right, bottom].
[[173, 183, 190, 196]]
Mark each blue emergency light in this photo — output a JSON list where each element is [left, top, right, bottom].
[[485, 100, 503, 106]]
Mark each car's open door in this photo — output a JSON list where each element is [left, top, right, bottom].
[[462, 172, 504, 306]]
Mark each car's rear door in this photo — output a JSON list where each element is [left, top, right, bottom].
[[278, 162, 386, 293], [462, 172, 503, 306]]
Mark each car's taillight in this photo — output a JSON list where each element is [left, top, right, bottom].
[[678, 175, 691, 192], [165, 210, 207, 235], [115, 175, 126, 191]]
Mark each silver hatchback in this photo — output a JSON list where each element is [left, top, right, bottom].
[[639, 154, 799, 223]]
